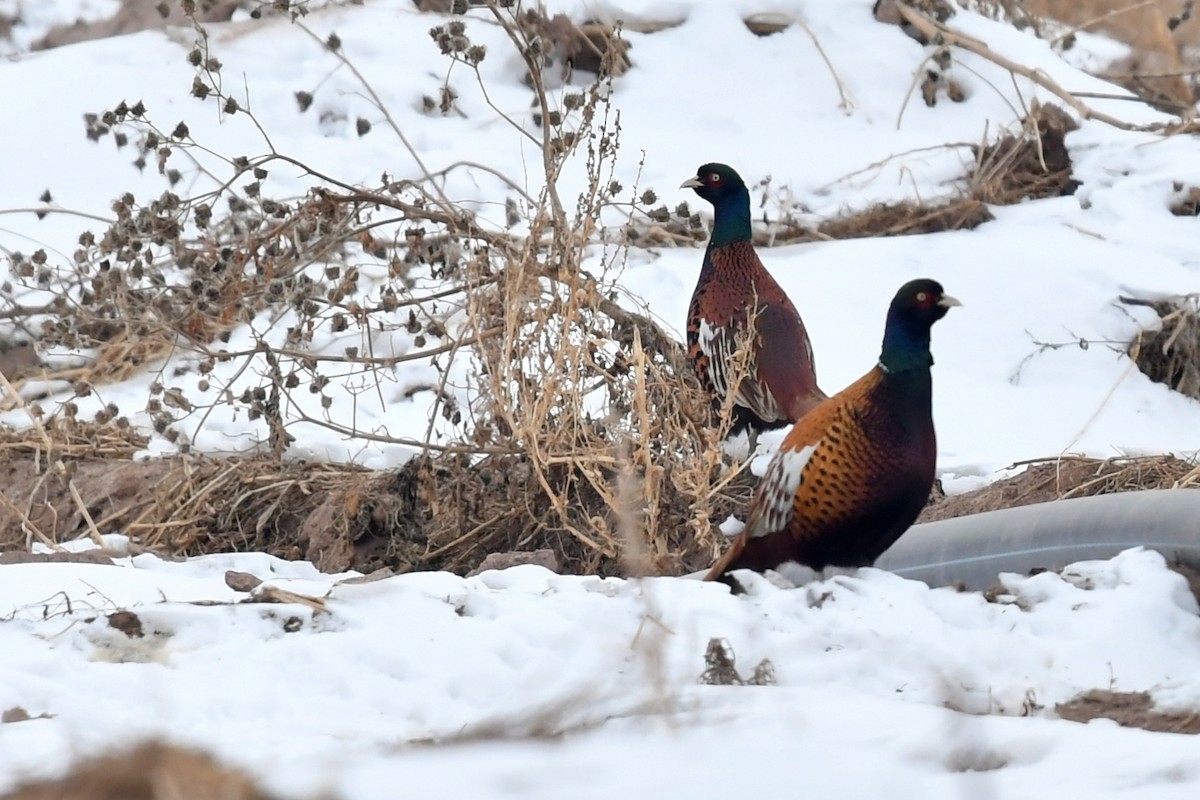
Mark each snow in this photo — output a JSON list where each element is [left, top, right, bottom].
[[3, 545, 1200, 798], [1, 0, 1200, 795]]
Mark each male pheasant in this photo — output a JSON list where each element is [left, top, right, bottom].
[[704, 278, 959, 583], [681, 163, 826, 433]]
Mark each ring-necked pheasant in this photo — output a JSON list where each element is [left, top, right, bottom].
[[681, 163, 826, 434], [704, 278, 960, 584]]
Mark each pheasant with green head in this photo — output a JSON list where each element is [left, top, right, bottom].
[[705, 278, 960, 583], [681, 162, 826, 433]]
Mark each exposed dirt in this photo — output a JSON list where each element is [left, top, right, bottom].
[[1057, 689, 1200, 734], [0, 742, 278, 800]]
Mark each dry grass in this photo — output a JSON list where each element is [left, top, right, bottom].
[[970, 102, 1079, 205], [0, 742, 278, 800], [814, 198, 994, 239], [1124, 293, 1200, 401], [1057, 689, 1200, 734], [920, 453, 1200, 523], [0, 331, 176, 412]]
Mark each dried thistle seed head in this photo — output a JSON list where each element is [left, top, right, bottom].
[[466, 45, 486, 65], [223, 96, 239, 115], [326, 32, 342, 52], [295, 90, 313, 112], [447, 19, 466, 36], [191, 76, 210, 100], [641, 189, 657, 205], [356, 117, 371, 136]]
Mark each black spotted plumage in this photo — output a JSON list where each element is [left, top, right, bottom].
[[681, 163, 825, 433], [704, 278, 960, 583]]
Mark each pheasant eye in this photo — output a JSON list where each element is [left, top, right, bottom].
[[708, 173, 721, 184], [916, 291, 928, 303]]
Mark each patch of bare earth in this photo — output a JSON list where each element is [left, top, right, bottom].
[[0, 742, 277, 800], [1057, 690, 1200, 735]]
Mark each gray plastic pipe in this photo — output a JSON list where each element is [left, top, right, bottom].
[[875, 489, 1200, 590]]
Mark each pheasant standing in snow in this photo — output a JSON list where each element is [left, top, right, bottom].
[[704, 278, 959, 583], [681, 163, 826, 434]]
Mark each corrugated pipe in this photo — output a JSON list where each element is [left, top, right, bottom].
[[875, 489, 1200, 590]]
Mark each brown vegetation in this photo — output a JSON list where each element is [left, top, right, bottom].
[[0, 742, 277, 800], [1057, 689, 1200, 734], [1123, 294, 1200, 402], [920, 454, 1200, 523]]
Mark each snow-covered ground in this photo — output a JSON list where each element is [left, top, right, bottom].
[[2, 0, 1200, 796], [3, 542, 1200, 798]]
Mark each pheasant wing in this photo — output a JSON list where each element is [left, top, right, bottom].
[[695, 317, 787, 425], [702, 434, 821, 581]]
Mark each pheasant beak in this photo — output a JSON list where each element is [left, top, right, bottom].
[[938, 295, 962, 308], [679, 176, 702, 190]]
